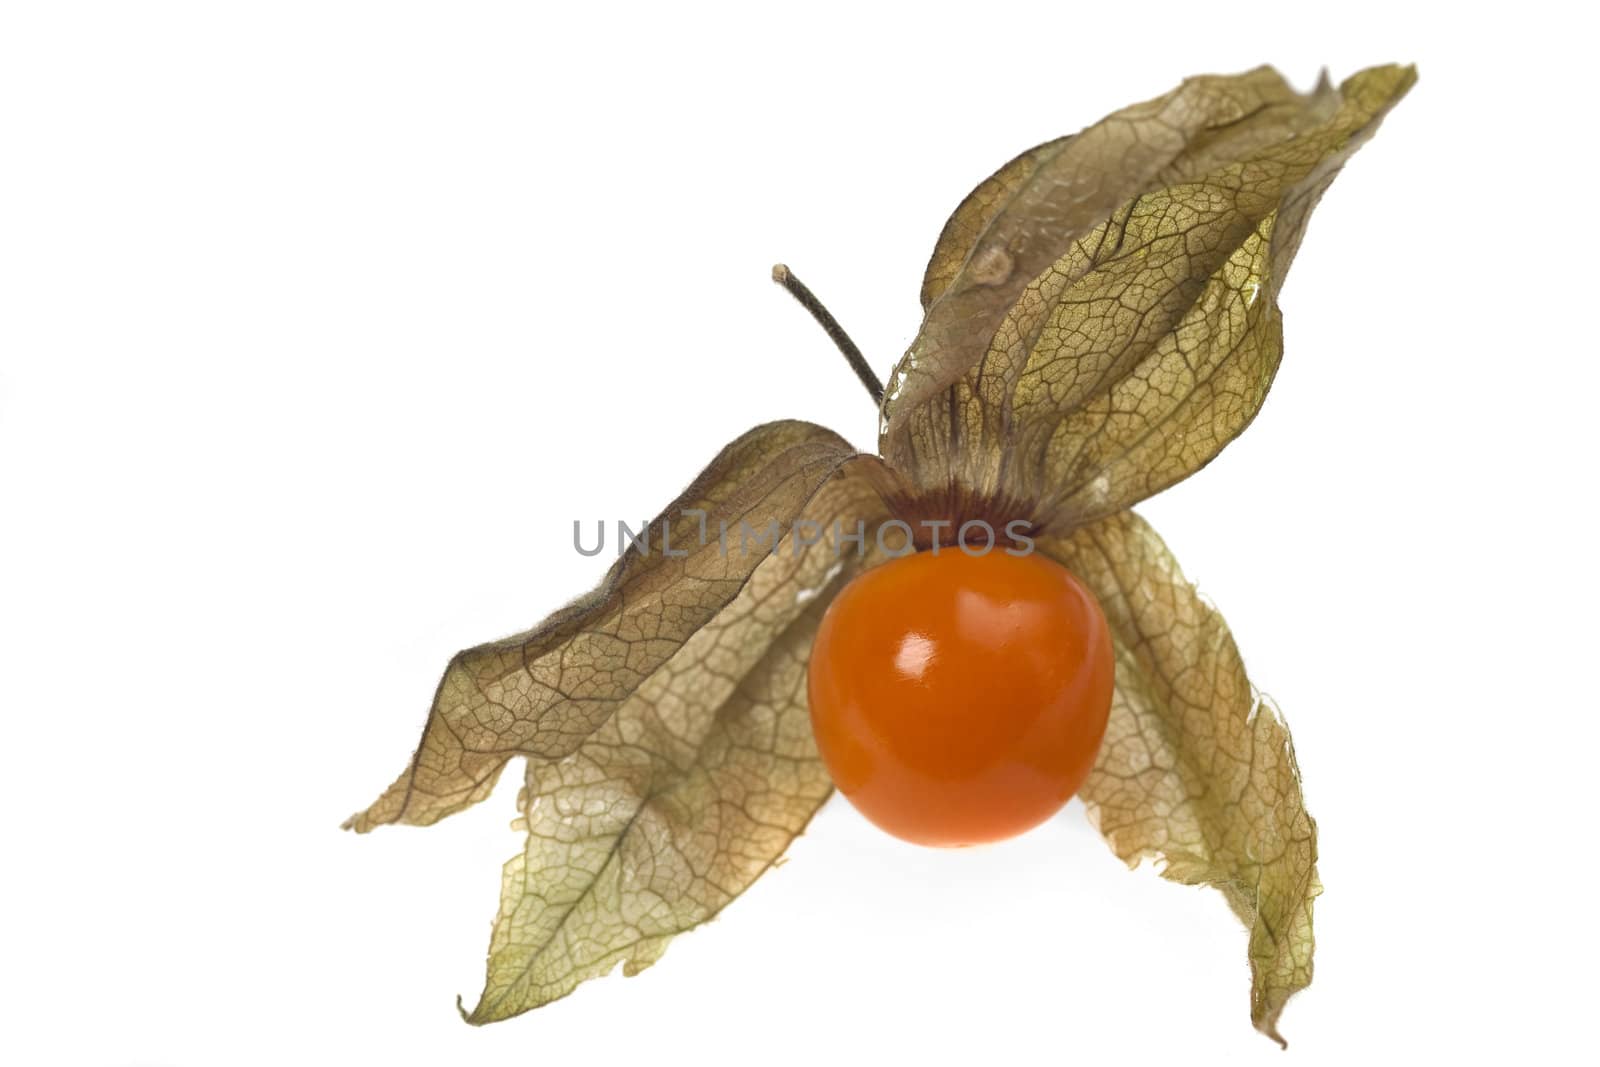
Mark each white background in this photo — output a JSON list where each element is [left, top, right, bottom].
[[3, 2, 1595, 1064]]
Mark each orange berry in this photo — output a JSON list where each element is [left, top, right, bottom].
[[808, 547, 1114, 847]]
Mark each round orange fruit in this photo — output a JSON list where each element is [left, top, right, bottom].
[[808, 547, 1114, 847]]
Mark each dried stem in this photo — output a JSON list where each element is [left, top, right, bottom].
[[771, 263, 884, 406]]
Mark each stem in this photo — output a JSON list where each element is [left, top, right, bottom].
[[771, 264, 884, 406]]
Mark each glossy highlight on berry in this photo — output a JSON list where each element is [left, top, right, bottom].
[[807, 547, 1115, 847]]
